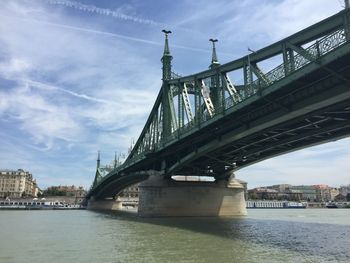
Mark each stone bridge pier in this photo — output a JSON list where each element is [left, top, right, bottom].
[[138, 173, 247, 217], [87, 198, 123, 211]]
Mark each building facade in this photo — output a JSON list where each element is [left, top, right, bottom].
[[0, 169, 38, 198], [45, 185, 85, 196], [44, 185, 86, 204], [330, 188, 340, 201], [314, 184, 331, 202], [248, 188, 279, 200], [289, 185, 317, 201], [339, 184, 350, 196]]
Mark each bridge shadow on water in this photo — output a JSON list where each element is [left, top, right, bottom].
[[91, 208, 247, 237], [89, 209, 350, 262]]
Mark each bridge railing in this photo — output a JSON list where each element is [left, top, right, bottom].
[[224, 28, 347, 108]]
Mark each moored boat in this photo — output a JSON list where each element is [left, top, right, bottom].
[[246, 200, 307, 209], [326, 202, 338, 208]]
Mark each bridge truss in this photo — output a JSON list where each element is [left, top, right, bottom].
[[89, 8, 350, 198]]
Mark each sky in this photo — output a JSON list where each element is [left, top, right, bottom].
[[0, 0, 349, 190]]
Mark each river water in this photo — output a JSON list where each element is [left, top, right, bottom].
[[0, 209, 349, 263]]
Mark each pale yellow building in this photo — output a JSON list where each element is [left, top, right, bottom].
[[0, 169, 38, 198], [330, 188, 340, 201]]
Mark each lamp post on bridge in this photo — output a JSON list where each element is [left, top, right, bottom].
[[208, 38, 222, 112], [161, 29, 173, 143], [161, 29, 172, 81], [209, 38, 219, 67], [245, 47, 256, 92]]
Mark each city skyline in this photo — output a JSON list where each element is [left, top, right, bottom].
[[0, 0, 349, 189]]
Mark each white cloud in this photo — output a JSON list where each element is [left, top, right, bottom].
[[0, 83, 83, 148], [219, 0, 343, 48], [0, 58, 32, 77], [45, 0, 161, 26]]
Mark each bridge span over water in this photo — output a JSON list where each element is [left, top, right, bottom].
[[86, 7, 350, 215]]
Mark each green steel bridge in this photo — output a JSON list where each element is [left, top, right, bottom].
[[87, 7, 350, 200]]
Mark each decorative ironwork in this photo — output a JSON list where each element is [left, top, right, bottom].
[[171, 71, 182, 79], [249, 29, 346, 93]]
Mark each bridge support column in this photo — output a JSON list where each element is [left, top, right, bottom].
[[138, 174, 247, 217], [87, 198, 123, 211]]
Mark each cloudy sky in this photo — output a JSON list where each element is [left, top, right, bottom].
[[0, 0, 348, 189]]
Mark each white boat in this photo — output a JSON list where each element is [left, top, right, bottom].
[[246, 200, 307, 209]]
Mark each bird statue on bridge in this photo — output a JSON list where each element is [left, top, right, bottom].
[[162, 29, 172, 35]]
